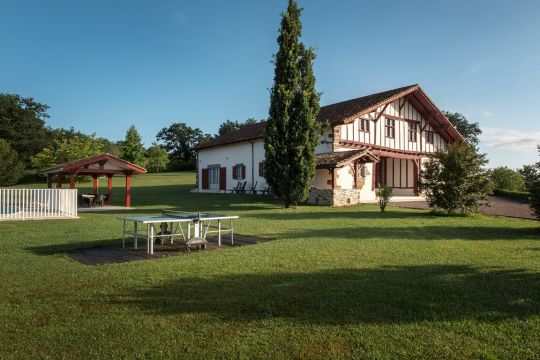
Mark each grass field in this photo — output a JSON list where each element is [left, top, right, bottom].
[[1, 172, 539, 359]]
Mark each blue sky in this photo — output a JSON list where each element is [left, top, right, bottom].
[[1, 0, 539, 168]]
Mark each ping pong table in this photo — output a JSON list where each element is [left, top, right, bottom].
[[119, 210, 239, 254]]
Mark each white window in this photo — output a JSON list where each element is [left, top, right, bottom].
[[408, 123, 417, 142], [425, 131, 434, 144], [209, 166, 220, 190], [385, 118, 395, 138], [359, 118, 370, 132]]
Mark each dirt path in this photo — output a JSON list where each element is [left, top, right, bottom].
[[392, 196, 536, 220]]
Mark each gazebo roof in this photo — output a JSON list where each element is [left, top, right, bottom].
[[38, 153, 147, 176]]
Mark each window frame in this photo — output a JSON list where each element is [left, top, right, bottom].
[[385, 118, 395, 138], [359, 118, 370, 133], [233, 163, 245, 180], [425, 130, 434, 144], [408, 122, 418, 142]]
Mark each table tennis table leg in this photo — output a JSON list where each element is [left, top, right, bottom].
[[230, 218, 234, 245], [218, 219, 221, 246], [134, 222, 138, 250], [149, 224, 154, 255]]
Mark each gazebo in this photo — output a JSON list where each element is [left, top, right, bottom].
[[38, 154, 147, 207]]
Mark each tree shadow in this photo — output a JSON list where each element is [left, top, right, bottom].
[[118, 265, 540, 325], [275, 226, 540, 241], [244, 209, 434, 221], [26, 238, 123, 255]]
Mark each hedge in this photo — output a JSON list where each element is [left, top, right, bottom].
[[493, 189, 531, 202]]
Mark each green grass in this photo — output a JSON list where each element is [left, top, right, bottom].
[[1, 172, 539, 359]]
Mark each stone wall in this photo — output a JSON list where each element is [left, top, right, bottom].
[[307, 188, 363, 207]]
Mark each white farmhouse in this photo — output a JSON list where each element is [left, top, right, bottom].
[[197, 84, 465, 206]]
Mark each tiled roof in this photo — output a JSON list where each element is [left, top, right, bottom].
[[317, 84, 418, 125], [316, 148, 379, 169], [197, 84, 464, 149], [197, 121, 267, 149]]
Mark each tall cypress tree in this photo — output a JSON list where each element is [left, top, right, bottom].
[[264, 0, 321, 208]]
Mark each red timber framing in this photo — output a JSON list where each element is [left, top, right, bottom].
[[37, 153, 147, 207]]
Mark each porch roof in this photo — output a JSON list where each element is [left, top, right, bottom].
[[316, 148, 379, 169]]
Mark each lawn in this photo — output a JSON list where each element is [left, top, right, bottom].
[[1, 172, 539, 359]]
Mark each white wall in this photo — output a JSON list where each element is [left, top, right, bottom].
[[198, 139, 267, 192], [315, 129, 333, 154]]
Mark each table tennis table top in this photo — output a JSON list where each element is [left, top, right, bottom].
[[119, 210, 239, 224]]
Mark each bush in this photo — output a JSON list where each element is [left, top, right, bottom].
[[489, 166, 525, 192], [0, 139, 25, 186], [168, 158, 196, 171], [419, 144, 491, 214], [531, 182, 540, 219], [493, 189, 531, 202], [376, 184, 393, 212]]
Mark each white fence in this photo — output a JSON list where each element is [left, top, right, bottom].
[[0, 188, 78, 221]]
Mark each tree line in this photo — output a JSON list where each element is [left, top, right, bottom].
[[0, 92, 260, 186]]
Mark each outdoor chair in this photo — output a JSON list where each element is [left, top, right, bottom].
[[258, 186, 271, 195], [248, 181, 258, 194], [77, 194, 89, 208], [228, 181, 242, 193], [95, 194, 106, 207], [237, 181, 248, 194]]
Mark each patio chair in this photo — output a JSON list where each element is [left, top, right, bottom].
[[248, 181, 258, 195], [228, 181, 242, 194], [77, 194, 88, 208], [258, 185, 271, 195], [237, 181, 248, 194], [95, 194, 106, 207]]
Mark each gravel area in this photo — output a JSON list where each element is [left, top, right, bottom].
[[392, 196, 536, 220]]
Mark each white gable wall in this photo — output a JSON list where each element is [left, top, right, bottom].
[[198, 139, 267, 192]]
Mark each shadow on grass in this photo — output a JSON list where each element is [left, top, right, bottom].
[[119, 265, 540, 324], [276, 226, 540, 241], [26, 238, 124, 255]]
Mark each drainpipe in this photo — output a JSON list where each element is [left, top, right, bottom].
[[250, 141, 255, 188]]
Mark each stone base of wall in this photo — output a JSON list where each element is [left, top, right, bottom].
[[307, 188, 363, 207]]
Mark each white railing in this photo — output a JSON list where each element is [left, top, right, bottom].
[[0, 188, 78, 221]]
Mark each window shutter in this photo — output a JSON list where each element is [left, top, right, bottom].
[[241, 165, 246, 179], [201, 168, 209, 190], [219, 167, 226, 191], [258, 162, 264, 177], [232, 166, 236, 180]]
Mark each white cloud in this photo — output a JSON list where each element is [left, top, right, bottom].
[[480, 127, 540, 151], [481, 110, 492, 117]]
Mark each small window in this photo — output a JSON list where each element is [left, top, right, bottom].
[[385, 118, 395, 138], [258, 162, 265, 177], [359, 118, 370, 132], [233, 164, 245, 180], [425, 131, 434, 144], [408, 123, 417, 142]]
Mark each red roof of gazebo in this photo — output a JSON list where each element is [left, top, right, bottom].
[[38, 153, 147, 176]]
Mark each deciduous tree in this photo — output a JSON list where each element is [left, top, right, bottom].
[[443, 111, 482, 148], [0, 93, 49, 163], [156, 122, 210, 166], [217, 118, 258, 136], [489, 166, 526, 192], [30, 134, 104, 169], [264, 0, 321, 208], [0, 139, 25, 186], [145, 143, 169, 173], [419, 143, 492, 214]]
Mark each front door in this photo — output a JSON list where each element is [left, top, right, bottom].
[[208, 166, 220, 190]]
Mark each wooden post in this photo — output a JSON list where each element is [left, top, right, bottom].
[[125, 174, 132, 207], [47, 174, 53, 189], [372, 161, 378, 190], [413, 159, 420, 195], [69, 174, 75, 189], [107, 175, 113, 205], [93, 176, 98, 194], [56, 175, 63, 189], [332, 168, 337, 189]]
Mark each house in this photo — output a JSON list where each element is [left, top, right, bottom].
[[196, 84, 465, 206]]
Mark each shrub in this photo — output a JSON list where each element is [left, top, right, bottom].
[[489, 166, 525, 192], [376, 184, 393, 212], [531, 182, 540, 219], [419, 144, 491, 214], [492, 189, 531, 202]]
